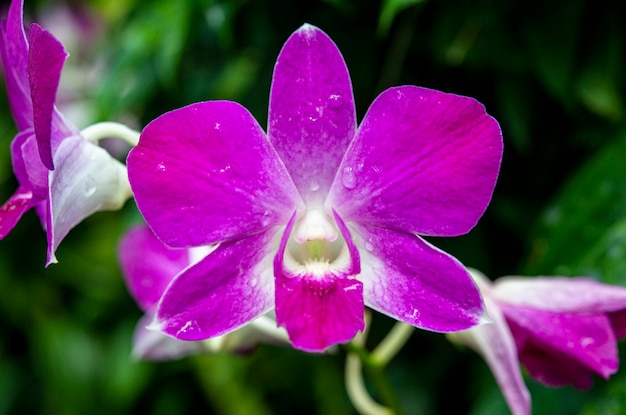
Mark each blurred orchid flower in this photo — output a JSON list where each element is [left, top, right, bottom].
[[118, 225, 288, 360], [127, 24, 502, 352], [449, 269, 626, 415], [0, 0, 131, 265]]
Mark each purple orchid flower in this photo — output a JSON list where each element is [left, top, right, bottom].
[[0, 0, 130, 265], [450, 269, 626, 415], [118, 225, 287, 360], [127, 24, 503, 352]]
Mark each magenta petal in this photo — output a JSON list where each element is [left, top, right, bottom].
[[118, 225, 191, 311], [28, 23, 68, 170], [328, 86, 502, 236], [128, 101, 302, 248], [503, 306, 618, 387], [274, 212, 364, 351], [356, 225, 484, 331], [0, 0, 32, 131], [268, 24, 356, 205], [155, 229, 279, 341], [0, 187, 32, 238]]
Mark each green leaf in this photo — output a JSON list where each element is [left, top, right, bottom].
[[525, 129, 626, 281], [377, 0, 426, 36]]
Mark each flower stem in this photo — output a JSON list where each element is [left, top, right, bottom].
[[344, 315, 410, 415], [80, 121, 140, 146]]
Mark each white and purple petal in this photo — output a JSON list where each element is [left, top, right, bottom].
[[328, 86, 502, 237], [46, 135, 130, 265], [268, 24, 356, 206], [154, 228, 280, 341], [128, 101, 303, 248], [492, 277, 626, 314], [355, 225, 485, 331]]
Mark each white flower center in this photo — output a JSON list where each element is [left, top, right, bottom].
[[285, 209, 351, 279]]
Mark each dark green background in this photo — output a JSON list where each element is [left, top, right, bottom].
[[1, 0, 626, 413]]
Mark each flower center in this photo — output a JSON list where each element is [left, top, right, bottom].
[[285, 209, 351, 278]]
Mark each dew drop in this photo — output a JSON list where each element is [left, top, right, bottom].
[[328, 94, 343, 109], [310, 181, 320, 192], [365, 241, 374, 252], [157, 162, 166, 172], [261, 209, 273, 226], [84, 176, 97, 197], [341, 166, 356, 189]]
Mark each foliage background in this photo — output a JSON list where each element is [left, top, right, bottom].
[[1, 0, 626, 414]]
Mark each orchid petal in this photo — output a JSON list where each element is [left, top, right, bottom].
[[46, 135, 130, 265], [28, 23, 67, 170], [118, 225, 191, 311], [17, 131, 48, 201], [503, 306, 618, 387], [132, 313, 207, 361], [492, 277, 626, 314], [154, 228, 279, 341], [274, 212, 364, 351], [0, 0, 32, 130], [328, 86, 502, 236], [609, 309, 626, 339], [128, 101, 302, 248], [452, 295, 530, 415], [268, 24, 356, 206], [0, 187, 32, 238], [355, 225, 484, 331]]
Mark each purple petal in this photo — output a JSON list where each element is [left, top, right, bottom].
[[492, 277, 626, 314], [0, 187, 32, 238], [132, 313, 207, 361], [118, 225, 191, 311], [502, 306, 618, 388], [452, 295, 530, 415], [28, 23, 68, 170], [274, 211, 364, 351], [0, 0, 32, 130], [268, 24, 356, 206], [609, 309, 626, 339], [328, 86, 502, 236], [15, 130, 48, 201], [46, 135, 130, 265], [128, 101, 302, 248], [154, 228, 279, 341], [356, 225, 485, 331]]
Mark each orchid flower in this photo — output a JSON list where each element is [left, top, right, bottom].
[[0, 0, 135, 265], [449, 269, 626, 415], [118, 225, 288, 360], [127, 24, 503, 352]]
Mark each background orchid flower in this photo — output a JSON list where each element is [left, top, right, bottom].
[[127, 24, 502, 352], [449, 269, 626, 415], [118, 224, 288, 360], [0, 0, 131, 265]]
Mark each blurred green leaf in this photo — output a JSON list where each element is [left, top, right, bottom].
[[378, 0, 426, 36], [525, 129, 626, 278]]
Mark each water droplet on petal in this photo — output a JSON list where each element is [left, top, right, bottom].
[[365, 241, 374, 252], [157, 163, 166, 172], [84, 176, 96, 197], [261, 209, 273, 227], [310, 181, 320, 192], [341, 166, 356, 189], [328, 94, 343, 109]]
